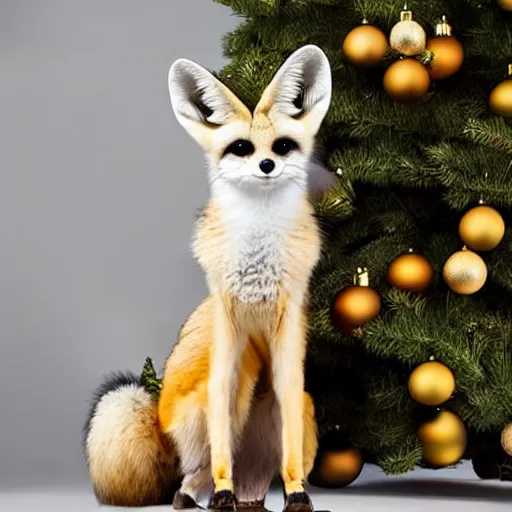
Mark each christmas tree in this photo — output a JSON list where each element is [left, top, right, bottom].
[[212, 0, 512, 483]]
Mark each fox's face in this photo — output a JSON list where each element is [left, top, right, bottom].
[[168, 46, 332, 194]]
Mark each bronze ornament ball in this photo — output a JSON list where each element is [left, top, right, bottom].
[[332, 285, 381, 330], [383, 58, 431, 103], [443, 248, 487, 295], [342, 23, 389, 68], [497, 0, 512, 11], [427, 36, 464, 80], [387, 252, 434, 293], [408, 361, 455, 406], [309, 448, 364, 488], [459, 205, 505, 251]]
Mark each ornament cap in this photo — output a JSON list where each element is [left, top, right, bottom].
[[400, 8, 413, 21], [435, 15, 452, 36], [354, 267, 370, 287], [508, 64, 512, 76]]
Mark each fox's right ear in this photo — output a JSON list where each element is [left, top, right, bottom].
[[168, 59, 252, 151]]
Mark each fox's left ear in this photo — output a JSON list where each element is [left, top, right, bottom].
[[256, 45, 332, 135]]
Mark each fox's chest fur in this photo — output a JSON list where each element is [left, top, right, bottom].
[[225, 218, 284, 303], [193, 186, 321, 307]]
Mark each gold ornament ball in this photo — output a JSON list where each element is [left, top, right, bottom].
[[332, 285, 381, 330], [418, 410, 467, 446], [427, 36, 464, 80], [309, 448, 364, 488], [384, 59, 431, 103], [408, 361, 456, 406], [443, 249, 487, 295], [387, 252, 434, 293], [489, 77, 512, 118], [418, 410, 468, 467], [390, 20, 426, 56], [422, 441, 467, 468], [342, 24, 389, 68], [502, 424, 512, 456], [459, 205, 505, 251], [497, 0, 512, 11]]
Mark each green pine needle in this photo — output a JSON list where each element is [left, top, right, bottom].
[[140, 357, 163, 401]]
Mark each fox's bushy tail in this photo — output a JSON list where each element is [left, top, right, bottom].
[[83, 361, 180, 507]]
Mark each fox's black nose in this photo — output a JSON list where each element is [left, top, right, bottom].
[[259, 159, 275, 174]]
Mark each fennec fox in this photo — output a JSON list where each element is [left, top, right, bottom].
[[84, 45, 332, 511]]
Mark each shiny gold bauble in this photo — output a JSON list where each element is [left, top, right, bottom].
[[427, 36, 464, 80], [309, 448, 364, 488], [332, 286, 381, 330], [418, 410, 468, 467], [383, 58, 431, 103], [408, 361, 455, 406], [497, 0, 512, 11], [390, 19, 426, 56], [443, 248, 487, 295], [501, 424, 512, 456], [489, 76, 512, 118], [387, 252, 434, 293], [459, 205, 505, 251], [342, 23, 389, 68]]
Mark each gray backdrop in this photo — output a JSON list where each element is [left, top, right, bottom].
[[0, 0, 237, 487]]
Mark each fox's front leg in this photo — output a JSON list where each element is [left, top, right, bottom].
[[207, 297, 245, 510], [272, 302, 313, 512]]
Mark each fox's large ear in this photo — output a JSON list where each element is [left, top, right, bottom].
[[168, 58, 252, 151], [255, 45, 332, 135]]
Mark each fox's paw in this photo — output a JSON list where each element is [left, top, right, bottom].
[[282, 491, 313, 512], [207, 489, 237, 510], [173, 491, 205, 510]]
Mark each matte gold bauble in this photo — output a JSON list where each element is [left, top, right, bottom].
[[389, 8, 426, 56], [342, 22, 389, 68], [418, 410, 468, 467], [490, 66, 512, 118], [497, 0, 512, 11], [387, 251, 434, 293], [502, 424, 512, 456], [426, 17, 464, 80], [332, 268, 381, 331], [459, 205, 505, 251], [383, 58, 431, 103], [408, 361, 455, 406], [422, 440, 467, 468], [309, 448, 364, 488], [418, 410, 467, 446], [443, 248, 487, 295]]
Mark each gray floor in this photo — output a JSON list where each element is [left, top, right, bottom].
[[1, 462, 510, 511]]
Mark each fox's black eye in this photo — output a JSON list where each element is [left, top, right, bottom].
[[272, 138, 299, 156], [223, 139, 254, 157]]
